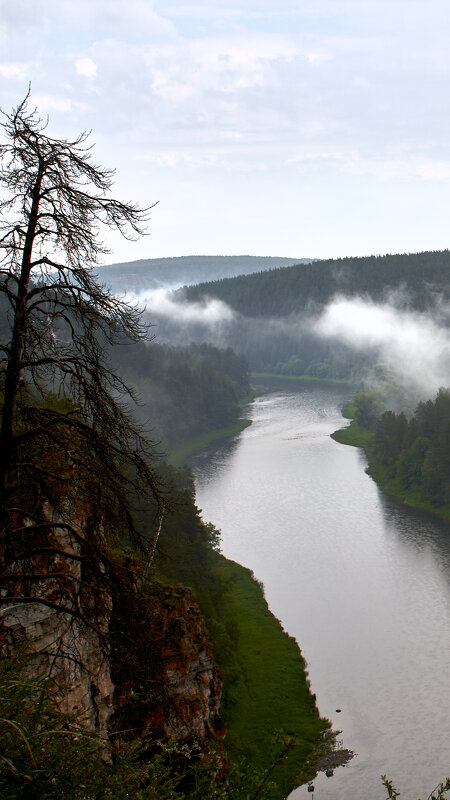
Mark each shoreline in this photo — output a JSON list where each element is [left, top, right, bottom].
[[332, 418, 450, 525], [251, 372, 357, 388], [167, 417, 252, 467], [316, 747, 355, 773]]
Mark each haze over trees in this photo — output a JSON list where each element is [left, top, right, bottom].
[[97, 254, 310, 294], [140, 250, 450, 380], [111, 339, 250, 450]]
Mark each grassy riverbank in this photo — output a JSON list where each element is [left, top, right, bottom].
[[168, 418, 252, 467], [201, 553, 334, 798], [167, 390, 257, 466], [331, 399, 374, 448]]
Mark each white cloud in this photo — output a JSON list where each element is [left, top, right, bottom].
[[128, 286, 235, 326], [315, 297, 450, 396], [32, 93, 87, 114], [76, 57, 97, 79], [0, 61, 31, 80]]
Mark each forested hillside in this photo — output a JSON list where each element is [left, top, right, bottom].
[[184, 250, 450, 317], [147, 250, 450, 380], [110, 340, 251, 451]]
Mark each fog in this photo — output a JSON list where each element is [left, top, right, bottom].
[[315, 296, 450, 398], [126, 285, 235, 326], [119, 280, 450, 404]]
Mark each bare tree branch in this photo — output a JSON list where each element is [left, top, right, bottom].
[[0, 92, 162, 632]]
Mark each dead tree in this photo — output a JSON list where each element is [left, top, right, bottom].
[[0, 91, 161, 630]]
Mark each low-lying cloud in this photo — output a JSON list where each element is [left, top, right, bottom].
[[314, 296, 450, 397], [127, 286, 235, 327]]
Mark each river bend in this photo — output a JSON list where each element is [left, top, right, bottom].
[[190, 385, 450, 800]]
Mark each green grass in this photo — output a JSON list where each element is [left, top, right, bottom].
[[203, 554, 332, 798], [331, 419, 374, 448], [167, 418, 252, 467]]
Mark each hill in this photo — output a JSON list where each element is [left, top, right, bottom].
[[96, 254, 311, 294], [183, 250, 450, 317], [155, 250, 450, 379]]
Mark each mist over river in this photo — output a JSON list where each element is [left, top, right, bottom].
[[189, 383, 450, 800]]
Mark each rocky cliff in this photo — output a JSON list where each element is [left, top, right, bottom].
[[0, 508, 224, 753], [110, 577, 224, 743]]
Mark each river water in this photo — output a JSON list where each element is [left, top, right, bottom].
[[189, 384, 450, 800]]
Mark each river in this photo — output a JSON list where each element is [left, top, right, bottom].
[[189, 383, 450, 800]]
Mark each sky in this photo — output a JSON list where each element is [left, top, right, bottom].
[[2, 0, 450, 263]]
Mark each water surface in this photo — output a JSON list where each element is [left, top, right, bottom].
[[191, 386, 450, 800]]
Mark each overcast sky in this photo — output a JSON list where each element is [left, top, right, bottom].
[[2, 0, 450, 263]]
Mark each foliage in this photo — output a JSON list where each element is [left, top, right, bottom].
[[333, 387, 450, 521], [110, 340, 250, 450], [382, 775, 450, 800], [0, 653, 251, 799], [371, 388, 450, 512], [0, 653, 180, 799], [170, 250, 450, 376], [0, 651, 311, 800]]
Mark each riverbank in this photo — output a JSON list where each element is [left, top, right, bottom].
[[204, 553, 336, 798], [332, 404, 450, 524], [251, 372, 357, 389], [168, 418, 252, 467], [167, 390, 257, 467], [169, 377, 356, 468]]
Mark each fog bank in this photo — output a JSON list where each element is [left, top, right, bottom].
[[315, 296, 450, 397]]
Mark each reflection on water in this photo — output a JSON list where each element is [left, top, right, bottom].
[[190, 386, 450, 800]]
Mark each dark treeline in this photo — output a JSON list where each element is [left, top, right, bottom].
[[183, 250, 450, 317], [371, 388, 450, 511], [110, 340, 250, 449], [338, 388, 450, 518]]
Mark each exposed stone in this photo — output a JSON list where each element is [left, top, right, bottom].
[[110, 579, 225, 744], [0, 509, 114, 740], [1, 509, 225, 752]]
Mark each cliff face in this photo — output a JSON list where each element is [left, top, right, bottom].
[[0, 510, 224, 751], [0, 510, 114, 740], [110, 578, 224, 743]]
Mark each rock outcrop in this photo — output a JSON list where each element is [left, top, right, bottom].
[[0, 510, 224, 751], [0, 509, 114, 740], [110, 577, 225, 743]]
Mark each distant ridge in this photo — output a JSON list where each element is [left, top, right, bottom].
[[184, 249, 450, 317], [97, 255, 311, 293]]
